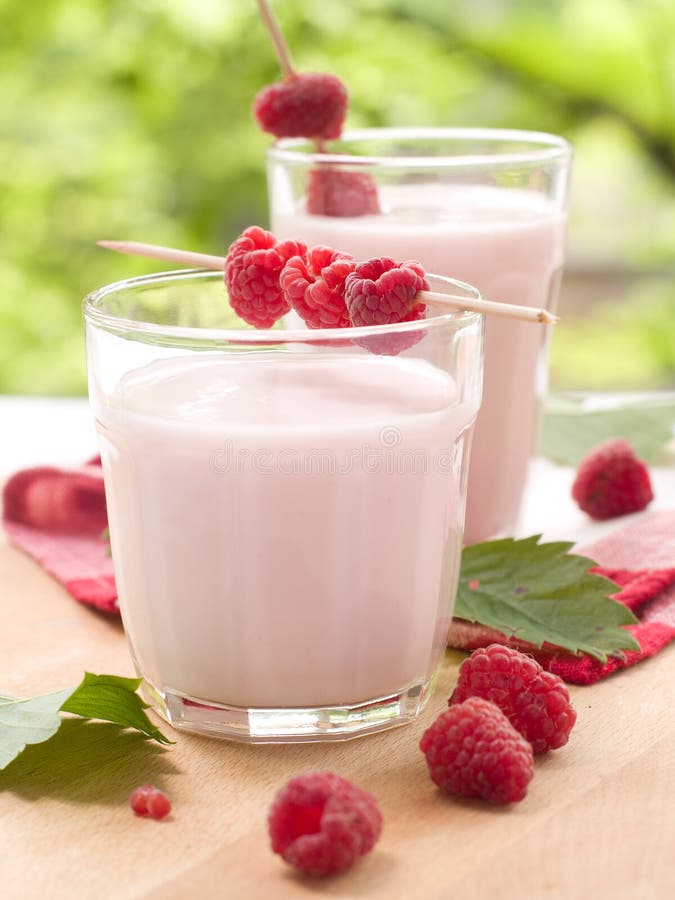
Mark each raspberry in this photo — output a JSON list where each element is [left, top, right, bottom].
[[268, 771, 382, 877], [307, 169, 380, 217], [344, 257, 427, 355], [449, 644, 577, 754], [280, 245, 354, 328], [253, 72, 348, 141], [344, 257, 428, 328], [129, 785, 171, 820], [420, 697, 534, 805], [571, 438, 653, 520], [224, 226, 307, 328]]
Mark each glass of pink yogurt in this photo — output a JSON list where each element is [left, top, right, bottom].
[[268, 128, 572, 544], [83, 269, 483, 742]]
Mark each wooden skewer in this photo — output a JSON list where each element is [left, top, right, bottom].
[[96, 240, 558, 325], [256, 0, 296, 79]]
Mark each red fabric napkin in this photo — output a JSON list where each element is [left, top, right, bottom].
[[3, 461, 675, 681], [2, 459, 118, 613], [448, 510, 675, 684]]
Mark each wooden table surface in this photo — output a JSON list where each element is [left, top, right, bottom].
[[1, 519, 674, 900]]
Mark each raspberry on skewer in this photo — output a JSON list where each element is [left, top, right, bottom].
[[280, 245, 354, 328], [223, 226, 307, 328], [307, 168, 381, 217], [252, 0, 377, 214], [97, 238, 559, 325], [254, 72, 348, 142]]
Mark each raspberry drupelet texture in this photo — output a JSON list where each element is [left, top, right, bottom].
[[571, 438, 653, 520], [129, 785, 171, 820], [268, 770, 382, 877], [344, 257, 428, 328], [224, 226, 307, 328], [280, 245, 355, 328], [449, 644, 577, 754], [420, 697, 534, 805], [307, 169, 380, 217], [253, 72, 348, 141]]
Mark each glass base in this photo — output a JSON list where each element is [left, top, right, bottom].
[[142, 677, 435, 743]]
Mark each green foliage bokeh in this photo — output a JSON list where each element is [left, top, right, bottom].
[[0, 0, 674, 394]]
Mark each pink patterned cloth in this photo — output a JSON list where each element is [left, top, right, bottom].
[[3, 461, 675, 680], [449, 511, 675, 684], [2, 458, 118, 613]]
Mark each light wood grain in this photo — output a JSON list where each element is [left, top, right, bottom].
[[1, 529, 673, 900]]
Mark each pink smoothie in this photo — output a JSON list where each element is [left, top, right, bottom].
[[97, 353, 477, 709], [273, 185, 566, 543]]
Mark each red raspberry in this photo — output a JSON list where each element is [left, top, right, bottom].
[[449, 644, 577, 754], [344, 257, 428, 327], [307, 169, 380, 217], [280, 246, 354, 328], [268, 770, 382, 877], [571, 438, 653, 520], [253, 72, 348, 141], [129, 785, 171, 820], [420, 697, 534, 805], [344, 257, 427, 355], [224, 226, 307, 328]]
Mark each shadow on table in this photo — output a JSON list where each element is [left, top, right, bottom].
[[0, 719, 180, 804]]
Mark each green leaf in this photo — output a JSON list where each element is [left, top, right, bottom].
[[0, 688, 74, 769], [0, 673, 172, 771], [60, 673, 173, 745], [457, 536, 641, 663], [540, 397, 675, 466]]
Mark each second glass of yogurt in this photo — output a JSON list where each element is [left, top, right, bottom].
[[268, 128, 572, 543]]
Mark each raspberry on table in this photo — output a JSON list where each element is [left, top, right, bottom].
[[224, 226, 307, 328], [129, 785, 171, 820], [253, 72, 348, 141], [571, 438, 654, 520], [307, 169, 380, 217], [268, 770, 382, 877], [449, 644, 577, 754], [420, 697, 534, 805], [280, 245, 354, 328]]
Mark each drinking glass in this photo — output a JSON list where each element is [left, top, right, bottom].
[[268, 128, 572, 543], [83, 269, 483, 742]]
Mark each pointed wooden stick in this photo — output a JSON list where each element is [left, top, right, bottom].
[[421, 291, 558, 325], [97, 240, 558, 325], [256, 0, 296, 79], [97, 240, 227, 271]]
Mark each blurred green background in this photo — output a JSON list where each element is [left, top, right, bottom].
[[1, 0, 674, 395]]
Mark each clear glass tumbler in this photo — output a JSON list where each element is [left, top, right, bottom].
[[268, 128, 572, 544], [83, 269, 483, 742]]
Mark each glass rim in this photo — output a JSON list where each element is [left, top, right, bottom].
[[82, 268, 483, 345], [267, 127, 573, 169]]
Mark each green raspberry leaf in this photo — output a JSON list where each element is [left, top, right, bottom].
[[0, 673, 172, 771], [457, 535, 641, 663], [60, 673, 173, 745], [0, 688, 74, 769]]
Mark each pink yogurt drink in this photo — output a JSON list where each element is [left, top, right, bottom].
[[268, 129, 571, 543], [84, 270, 483, 741]]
